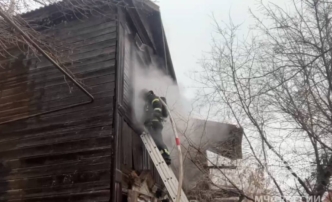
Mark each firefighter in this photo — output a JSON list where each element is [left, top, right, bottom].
[[140, 89, 171, 165]]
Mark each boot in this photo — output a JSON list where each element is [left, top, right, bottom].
[[160, 149, 171, 165]]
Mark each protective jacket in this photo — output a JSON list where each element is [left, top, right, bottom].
[[142, 91, 171, 165], [143, 91, 164, 124]]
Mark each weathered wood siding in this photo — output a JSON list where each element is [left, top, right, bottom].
[[0, 11, 116, 201], [116, 9, 163, 188]]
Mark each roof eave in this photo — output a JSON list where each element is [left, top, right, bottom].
[[143, 0, 159, 11]]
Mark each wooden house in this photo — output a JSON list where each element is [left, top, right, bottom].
[[0, 0, 243, 201]]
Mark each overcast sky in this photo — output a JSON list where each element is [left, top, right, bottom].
[[157, 0, 288, 100], [157, 0, 256, 99]]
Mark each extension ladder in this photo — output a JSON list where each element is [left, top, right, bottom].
[[140, 132, 189, 202]]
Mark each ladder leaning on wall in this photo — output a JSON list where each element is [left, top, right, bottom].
[[140, 132, 189, 202]]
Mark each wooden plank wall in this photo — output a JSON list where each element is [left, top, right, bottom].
[[0, 11, 117, 202], [118, 11, 163, 188]]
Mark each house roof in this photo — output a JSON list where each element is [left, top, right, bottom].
[[127, 0, 177, 81], [21, 0, 177, 81]]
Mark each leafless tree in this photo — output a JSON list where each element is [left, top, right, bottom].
[[162, 103, 274, 202], [193, 0, 332, 200]]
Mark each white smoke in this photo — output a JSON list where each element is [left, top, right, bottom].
[[131, 55, 236, 191], [131, 54, 197, 185], [131, 56, 191, 128]]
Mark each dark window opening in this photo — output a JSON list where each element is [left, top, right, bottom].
[[122, 193, 128, 202]]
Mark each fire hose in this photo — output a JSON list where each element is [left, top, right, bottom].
[[159, 98, 183, 202]]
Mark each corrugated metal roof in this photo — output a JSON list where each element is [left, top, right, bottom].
[[21, 0, 116, 22], [21, 2, 56, 16]]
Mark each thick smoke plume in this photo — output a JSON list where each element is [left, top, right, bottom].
[[131, 60, 201, 190], [131, 58, 240, 191], [132, 64, 188, 126]]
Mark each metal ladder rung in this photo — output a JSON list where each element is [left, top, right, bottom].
[[140, 132, 189, 202]]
